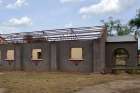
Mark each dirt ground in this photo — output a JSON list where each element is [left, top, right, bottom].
[[0, 72, 140, 93], [76, 79, 140, 93]]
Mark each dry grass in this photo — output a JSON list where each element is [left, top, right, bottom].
[[0, 71, 138, 93]]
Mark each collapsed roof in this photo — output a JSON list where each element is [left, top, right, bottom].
[[0, 26, 105, 43]]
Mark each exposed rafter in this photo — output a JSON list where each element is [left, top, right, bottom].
[[0, 26, 106, 43]]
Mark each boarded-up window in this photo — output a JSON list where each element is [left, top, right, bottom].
[[138, 55, 140, 65], [6, 50, 14, 60], [32, 49, 42, 60], [70, 48, 83, 60], [0, 51, 1, 60]]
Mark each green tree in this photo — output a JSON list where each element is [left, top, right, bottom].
[[117, 26, 130, 36], [129, 9, 140, 36], [101, 17, 130, 36]]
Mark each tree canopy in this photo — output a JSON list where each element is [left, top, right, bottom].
[[101, 17, 130, 36], [129, 9, 140, 36], [102, 9, 140, 37]]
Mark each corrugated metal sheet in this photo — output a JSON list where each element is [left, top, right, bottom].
[[107, 35, 137, 42]]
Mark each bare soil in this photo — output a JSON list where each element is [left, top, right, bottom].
[[0, 72, 139, 93], [76, 79, 140, 93]]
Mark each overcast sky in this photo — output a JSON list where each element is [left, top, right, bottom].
[[0, 0, 140, 34]]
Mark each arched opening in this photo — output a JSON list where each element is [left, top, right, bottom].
[[113, 48, 129, 66]]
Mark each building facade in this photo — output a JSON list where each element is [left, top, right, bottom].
[[0, 26, 138, 73]]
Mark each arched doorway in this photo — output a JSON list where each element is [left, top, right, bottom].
[[113, 48, 129, 67]]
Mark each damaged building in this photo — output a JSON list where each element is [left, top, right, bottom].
[[0, 26, 138, 73]]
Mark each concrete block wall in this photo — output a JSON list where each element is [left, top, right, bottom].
[[106, 42, 138, 72], [93, 38, 106, 73], [57, 40, 94, 73], [50, 42, 59, 71], [0, 39, 107, 73], [21, 43, 50, 71], [0, 44, 21, 71]]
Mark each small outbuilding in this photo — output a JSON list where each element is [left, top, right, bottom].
[[106, 35, 138, 73]]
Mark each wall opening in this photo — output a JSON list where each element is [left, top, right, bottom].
[[5, 50, 15, 61], [138, 56, 140, 66], [70, 48, 83, 60], [113, 48, 129, 66], [32, 49, 42, 60], [68, 48, 84, 66], [0, 50, 1, 60], [0, 50, 1, 65]]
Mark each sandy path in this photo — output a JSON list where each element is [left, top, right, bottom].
[[0, 88, 7, 93], [76, 79, 140, 93]]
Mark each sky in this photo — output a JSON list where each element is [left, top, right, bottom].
[[0, 0, 140, 34]]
